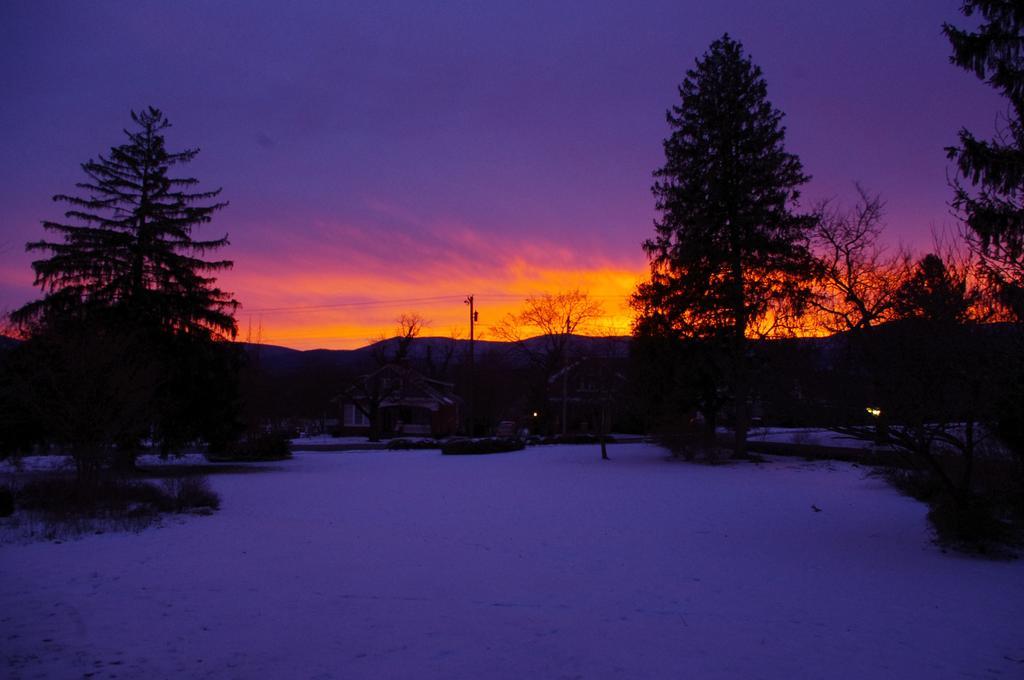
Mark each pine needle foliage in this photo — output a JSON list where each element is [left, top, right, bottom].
[[945, 1, 1024, 318], [13, 107, 237, 339]]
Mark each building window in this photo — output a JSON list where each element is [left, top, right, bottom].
[[345, 404, 370, 427]]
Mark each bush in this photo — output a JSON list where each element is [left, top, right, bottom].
[[441, 437, 525, 456], [880, 465, 1022, 556], [653, 423, 724, 463], [386, 438, 440, 450], [14, 474, 219, 518], [927, 496, 1019, 556], [534, 433, 616, 446], [206, 431, 292, 462], [159, 476, 220, 512]]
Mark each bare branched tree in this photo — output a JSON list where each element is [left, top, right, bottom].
[[932, 227, 1011, 324], [496, 289, 603, 371], [809, 186, 910, 333], [371, 312, 430, 365], [394, 312, 428, 362], [344, 367, 404, 442], [496, 289, 603, 434]]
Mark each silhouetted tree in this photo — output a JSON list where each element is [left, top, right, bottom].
[[0, 320, 39, 458], [371, 312, 429, 365], [946, 3, 1024, 468], [496, 289, 603, 434], [945, 2, 1024, 318], [341, 371, 394, 443], [3, 313, 159, 483], [342, 313, 435, 441], [633, 35, 816, 457], [13, 107, 237, 335], [810, 186, 910, 333], [10, 107, 240, 469], [893, 253, 978, 324]]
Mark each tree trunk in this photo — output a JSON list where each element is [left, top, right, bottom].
[[368, 404, 381, 442], [731, 250, 750, 459], [701, 406, 717, 457], [73, 445, 103, 489], [731, 325, 750, 459], [599, 405, 610, 461], [561, 365, 569, 436], [110, 447, 138, 475], [960, 419, 975, 501]]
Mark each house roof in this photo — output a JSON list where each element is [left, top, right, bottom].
[[338, 363, 461, 410]]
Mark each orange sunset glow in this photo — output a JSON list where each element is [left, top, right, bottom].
[[223, 234, 647, 349]]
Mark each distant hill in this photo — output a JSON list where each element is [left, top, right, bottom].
[[241, 334, 633, 375], [3, 332, 627, 374], [236, 333, 887, 377]]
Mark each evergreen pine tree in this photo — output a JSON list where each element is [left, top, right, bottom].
[[945, 2, 1024, 318], [10, 107, 241, 468], [13, 106, 237, 337], [893, 253, 976, 325], [633, 35, 816, 457], [945, 2, 1024, 475]]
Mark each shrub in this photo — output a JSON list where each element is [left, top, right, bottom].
[[927, 496, 1019, 556], [386, 438, 440, 450], [206, 431, 292, 462], [160, 476, 220, 512], [14, 475, 219, 518], [880, 464, 1022, 556], [534, 433, 616, 446], [653, 423, 724, 463], [441, 437, 525, 455]]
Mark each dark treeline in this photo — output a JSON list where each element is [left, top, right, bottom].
[[238, 331, 639, 438]]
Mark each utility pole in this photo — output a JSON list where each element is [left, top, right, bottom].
[[562, 314, 569, 435], [464, 295, 477, 436]]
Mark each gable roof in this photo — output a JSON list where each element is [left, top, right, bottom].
[[339, 363, 460, 409]]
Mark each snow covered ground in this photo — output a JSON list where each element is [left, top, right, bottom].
[[745, 427, 876, 449], [3, 443, 1023, 679]]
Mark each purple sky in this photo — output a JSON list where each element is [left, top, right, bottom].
[[0, 1, 1005, 348]]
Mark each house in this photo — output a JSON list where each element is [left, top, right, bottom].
[[547, 356, 628, 434], [336, 364, 461, 438]]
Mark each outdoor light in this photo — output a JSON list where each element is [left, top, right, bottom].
[[866, 407, 882, 418], [532, 412, 538, 417]]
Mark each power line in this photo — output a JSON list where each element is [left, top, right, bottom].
[[244, 292, 632, 314], [244, 294, 462, 313]]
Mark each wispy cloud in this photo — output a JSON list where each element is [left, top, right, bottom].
[[224, 215, 646, 349]]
